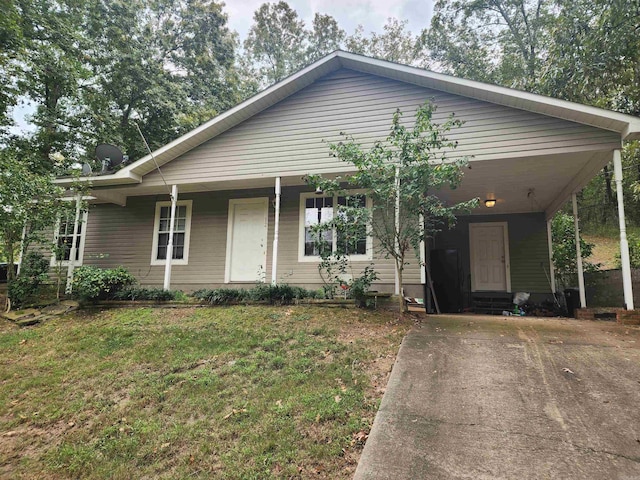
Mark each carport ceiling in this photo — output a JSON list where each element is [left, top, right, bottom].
[[438, 151, 609, 217]]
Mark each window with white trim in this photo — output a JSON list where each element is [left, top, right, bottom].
[[51, 211, 88, 266], [151, 200, 193, 265], [299, 192, 372, 261]]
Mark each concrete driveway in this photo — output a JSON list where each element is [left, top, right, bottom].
[[355, 315, 640, 479]]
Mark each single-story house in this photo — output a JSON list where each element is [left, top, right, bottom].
[[54, 51, 639, 311]]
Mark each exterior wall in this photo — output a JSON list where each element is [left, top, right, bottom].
[[141, 69, 620, 187], [433, 213, 553, 306], [82, 187, 423, 293]]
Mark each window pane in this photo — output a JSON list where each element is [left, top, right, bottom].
[[173, 232, 185, 247], [177, 205, 187, 218], [160, 206, 169, 219], [304, 196, 335, 256], [158, 232, 169, 248], [336, 195, 367, 255], [157, 245, 167, 260], [176, 218, 186, 231], [58, 237, 71, 261], [159, 219, 169, 231], [173, 245, 184, 259]]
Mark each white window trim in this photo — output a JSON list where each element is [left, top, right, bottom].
[[469, 221, 511, 293], [50, 210, 89, 267], [298, 190, 373, 263], [150, 199, 193, 266]]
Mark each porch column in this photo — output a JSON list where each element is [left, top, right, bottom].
[[394, 166, 400, 295], [163, 184, 178, 291], [271, 177, 281, 285], [16, 221, 27, 276], [613, 149, 635, 310], [65, 193, 82, 294], [571, 193, 587, 308], [546, 219, 556, 293]]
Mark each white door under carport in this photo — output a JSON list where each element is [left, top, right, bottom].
[[469, 222, 511, 292]]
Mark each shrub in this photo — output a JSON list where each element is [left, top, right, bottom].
[[192, 288, 249, 305], [349, 265, 379, 308], [72, 266, 136, 302], [192, 285, 317, 305], [113, 287, 180, 302], [7, 252, 50, 308], [249, 284, 316, 304]]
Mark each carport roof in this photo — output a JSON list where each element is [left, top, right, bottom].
[[55, 50, 640, 188]]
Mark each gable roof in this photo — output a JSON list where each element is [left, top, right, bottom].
[[57, 50, 640, 187]]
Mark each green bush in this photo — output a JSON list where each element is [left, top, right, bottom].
[[193, 285, 318, 305], [249, 284, 316, 304], [7, 252, 50, 308], [72, 266, 136, 302], [192, 288, 249, 305], [113, 287, 180, 301], [349, 265, 379, 308]]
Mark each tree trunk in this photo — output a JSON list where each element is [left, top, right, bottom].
[[396, 258, 407, 313]]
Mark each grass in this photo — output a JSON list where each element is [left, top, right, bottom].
[[0, 306, 410, 479]]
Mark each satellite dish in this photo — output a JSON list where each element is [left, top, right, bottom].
[[95, 143, 124, 172], [81, 163, 93, 176]]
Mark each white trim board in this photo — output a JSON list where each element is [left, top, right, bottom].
[[469, 222, 511, 293], [224, 197, 269, 283]]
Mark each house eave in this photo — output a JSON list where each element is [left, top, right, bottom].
[[54, 170, 142, 187], [66, 51, 640, 189]]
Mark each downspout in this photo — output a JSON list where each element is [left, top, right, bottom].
[[65, 193, 82, 294], [571, 193, 587, 308], [271, 177, 281, 285], [613, 149, 635, 310], [163, 184, 178, 291]]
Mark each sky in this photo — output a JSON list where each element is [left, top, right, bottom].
[[10, 0, 435, 136], [225, 0, 434, 42]]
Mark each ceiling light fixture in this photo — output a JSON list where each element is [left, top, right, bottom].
[[485, 198, 496, 208]]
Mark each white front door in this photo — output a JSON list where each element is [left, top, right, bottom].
[[225, 198, 269, 282], [469, 222, 510, 292]]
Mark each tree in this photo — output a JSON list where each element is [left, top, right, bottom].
[[0, 0, 24, 131], [0, 148, 71, 307], [541, 0, 640, 228], [243, 2, 308, 86], [551, 212, 600, 291], [306, 13, 346, 62], [426, 0, 554, 89], [307, 101, 478, 312], [346, 18, 427, 66], [82, 0, 239, 164]]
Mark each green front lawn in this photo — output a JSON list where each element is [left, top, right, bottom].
[[0, 306, 409, 479]]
